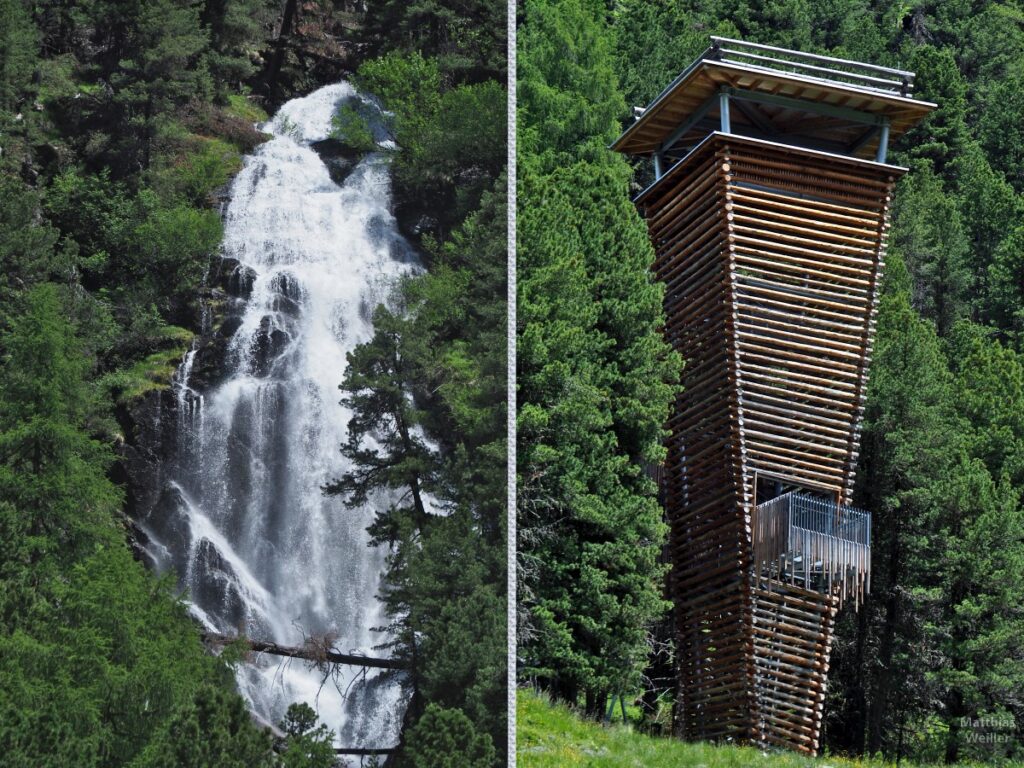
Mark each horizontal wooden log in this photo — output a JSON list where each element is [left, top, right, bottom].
[[202, 633, 408, 670]]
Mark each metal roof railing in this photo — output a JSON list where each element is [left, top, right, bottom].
[[709, 36, 915, 97]]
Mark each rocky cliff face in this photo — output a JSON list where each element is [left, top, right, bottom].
[[116, 127, 377, 552], [116, 253, 252, 558]]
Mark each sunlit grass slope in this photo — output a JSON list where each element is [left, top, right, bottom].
[[517, 689, 1004, 768]]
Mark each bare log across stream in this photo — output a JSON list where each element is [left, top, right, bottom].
[[201, 632, 408, 670]]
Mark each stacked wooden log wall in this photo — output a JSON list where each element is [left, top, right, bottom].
[[751, 580, 838, 752], [637, 133, 900, 753]]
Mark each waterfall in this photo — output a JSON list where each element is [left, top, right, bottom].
[[143, 82, 415, 749]]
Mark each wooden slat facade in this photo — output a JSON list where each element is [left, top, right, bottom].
[[635, 132, 903, 753]]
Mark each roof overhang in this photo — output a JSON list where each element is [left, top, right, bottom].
[[613, 58, 936, 160]]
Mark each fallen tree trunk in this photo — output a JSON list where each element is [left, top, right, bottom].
[[334, 748, 396, 756], [202, 632, 408, 670]]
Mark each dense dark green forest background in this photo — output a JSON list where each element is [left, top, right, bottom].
[[517, 0, 1024, 764], [0, 0, 505, 766]]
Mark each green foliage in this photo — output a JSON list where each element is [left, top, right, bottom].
[[157, 136, 244, 206], [331, 101, 377, 152], [889, 162, 971, 336], [358, 0, 506, 83], [949, 142, 1018, 301], [356, 51, 505, 237], [0, 0, 37, 110], [518, 0, 625, 171], [201, 0, 273, 102], [75, 0, 213, 173], [0, 284, 118, 551], [613, 1, 732, 111], [131, 196, 223, 300], [0, 285, 275, 767], [356, 52, 443, 128], [401, 704, 495, 768], [132, 684, 275, 768], [225, 92, 268, 123], [45, 168, 221, 322], [326, 303, 440, 541], [276, 703, 336, 768], [518, 159, 677, 710], [45, 169, 137, 274], [978, 74, 1024, 194], [0, 178, 72, 319], [987, 224, 1024, 338], [518, 0, 680, 717], [903, 45, 970, 174]]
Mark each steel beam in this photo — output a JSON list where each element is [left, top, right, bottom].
[[875, 118, 890, 163], [659, 92, 719, 154], [731, 98, 778, 137], [848, 125, 880, 155], [725, 86, 885, 127]]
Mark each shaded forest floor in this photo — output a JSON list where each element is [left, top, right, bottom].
[[517, 690, 1015, 768]]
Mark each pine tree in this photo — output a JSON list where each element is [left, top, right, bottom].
[[0, 0, 37, 111], [0, 286, 271, 767], [80, 0, 212, 172], [325, 303, 439, 544], [518, 0, 626, 171], [828, 255, 958, 754], [277, 703, 337, 768], [518, 159, 679, 712], [133, 685, 275, 768], [888, 162, 971, 336], [0, 283, 118, 551], [201, 0, 271, 100], [359, 0, 506, 83], [401, 704, 495, 768], [327, 185, 507, 761], [517, 0, 680, 717], [0, 179, 70, 321]]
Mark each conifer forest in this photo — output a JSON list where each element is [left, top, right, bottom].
[[0, 1, 506, 766], [517, 1, 1024, 765]]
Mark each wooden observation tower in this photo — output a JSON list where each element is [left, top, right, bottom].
[[612, 38, 935, 753]]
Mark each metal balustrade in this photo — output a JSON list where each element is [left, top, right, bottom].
[[709, 37, 915, 97], [752, 491, 871, 606]]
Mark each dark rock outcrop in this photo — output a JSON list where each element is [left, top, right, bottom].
[[310, 137, 366, 186]]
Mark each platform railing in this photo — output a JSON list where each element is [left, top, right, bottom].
[[752, 491, 871, 605], [709, 36, 915, 97]]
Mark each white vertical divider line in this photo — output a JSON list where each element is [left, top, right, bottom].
[[506, 0, 518, 762]]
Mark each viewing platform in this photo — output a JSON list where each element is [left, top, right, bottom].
[[752, 491, 871, 607], [613, 36, 935, 175]]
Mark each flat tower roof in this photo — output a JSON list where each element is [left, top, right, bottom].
[[612, 37, 936, 162]]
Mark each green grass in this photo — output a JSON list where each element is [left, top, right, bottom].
[[225, 93, 268, 124], [102, 326, 194, 404], [517, 690, 1002, 768]]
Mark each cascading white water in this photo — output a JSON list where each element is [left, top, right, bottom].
[[143, 82, 415, 749]]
